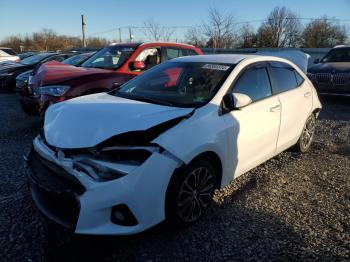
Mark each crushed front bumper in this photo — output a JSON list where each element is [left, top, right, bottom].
[[26, 149, 84, 229], [27, 136, 181, 235]]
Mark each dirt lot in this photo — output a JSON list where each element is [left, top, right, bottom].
[[0, 93, 349, 261]]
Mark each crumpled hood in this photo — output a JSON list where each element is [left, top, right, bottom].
[[44, 92, 194, 149], [308, 62, 350, 74], [34, 64, 114, 86]]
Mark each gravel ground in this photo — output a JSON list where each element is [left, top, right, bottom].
[[0, 93, 349, 261]]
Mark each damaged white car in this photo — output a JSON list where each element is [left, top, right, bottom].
[[26, 54, 322, 235]]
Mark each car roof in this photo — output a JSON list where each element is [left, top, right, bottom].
[[108, 42, 141, 47], [140, 42, 196, 48], [108, 42, 196, 49], [171, 54, 259, 64]]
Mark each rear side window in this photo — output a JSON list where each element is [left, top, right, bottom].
[[269, 62, 300, 94], [188, 49, 199, 56], [233, 67, 272, 102], [165, 48, 188, 60]]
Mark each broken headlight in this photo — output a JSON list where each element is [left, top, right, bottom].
[[73, 146, 158, 181]]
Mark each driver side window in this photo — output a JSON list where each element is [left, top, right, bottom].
[[135, 48, 160, 70], [233, 66, 272, 102]]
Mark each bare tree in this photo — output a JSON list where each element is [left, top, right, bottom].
[[185, 27, 206, 47], [143, 19, 175, 41], [202, 6, 237, 48], [237, 23, 257, 48], [257, 6, 302, 47], [0, 29, 109, 52], [302, 17, 348, 47]]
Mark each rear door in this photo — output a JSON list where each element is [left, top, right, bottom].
[[268, 61, 313, 152]]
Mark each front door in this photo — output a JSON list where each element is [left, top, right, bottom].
[[223, 64, 281, 176]]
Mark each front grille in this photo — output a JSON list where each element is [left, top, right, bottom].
[[27, 149, 85, 229], [314, 73, 350, 85], [315, 73, 331, 83], [332, 73, 350, 85], [28, 149, 85, 195]]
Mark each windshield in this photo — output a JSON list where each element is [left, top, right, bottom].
[[21, 53, 54, 65], [321, 48, 350, 63], [114, 61, 234, 108], [81, 45, 135, 70], [0, 48, 16, 56], [62, 53, 92, 66]]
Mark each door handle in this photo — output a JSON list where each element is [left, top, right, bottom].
[[270, 105, 281, 112], [304, 92, 311, 98]]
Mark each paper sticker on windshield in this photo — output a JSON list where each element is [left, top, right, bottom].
[[202, 64, 230, 71]]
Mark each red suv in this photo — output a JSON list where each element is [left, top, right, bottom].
[[21, 42, 202, 115]]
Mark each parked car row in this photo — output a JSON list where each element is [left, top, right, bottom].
[[17, 42, 202, 114], [0, 52, 78, 91], [14, 41, 322, 235]]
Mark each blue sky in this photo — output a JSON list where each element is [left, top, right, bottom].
[[1, 0, 350, 41]]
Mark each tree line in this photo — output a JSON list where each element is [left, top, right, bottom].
[[186, 6, 348, 48], [1, 6, 348, 52], [0, 28, 109, 53]]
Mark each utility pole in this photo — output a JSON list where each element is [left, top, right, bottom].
[[81, 15, 87, 47], [118, 27, 122, 43], [129, 27, 134, 42]]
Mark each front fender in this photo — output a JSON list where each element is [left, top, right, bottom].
[[153, 104, 236, 188]]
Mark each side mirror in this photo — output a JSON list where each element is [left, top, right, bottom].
[[313, 58, 319, 64], [222, 93, 252, 113], [129, 61, 145, 71]]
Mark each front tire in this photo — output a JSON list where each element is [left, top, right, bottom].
[[295, 114, 316, 153], [165, 160, 217, 228]]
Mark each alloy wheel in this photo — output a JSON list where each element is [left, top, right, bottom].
[[177, 166, 215, 223], [301, 115, 316, 150]]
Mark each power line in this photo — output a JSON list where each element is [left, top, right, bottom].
[[89, 17, 350, 37]]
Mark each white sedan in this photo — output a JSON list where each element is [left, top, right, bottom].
[[26, 54, 322, 235]]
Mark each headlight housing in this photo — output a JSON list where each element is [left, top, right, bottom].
[[72, 146, 158, 181], [40, 85, 70, 96]]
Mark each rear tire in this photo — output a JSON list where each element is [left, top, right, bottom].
[[294, 114, 316, 153], [165, 160, 217, 228]]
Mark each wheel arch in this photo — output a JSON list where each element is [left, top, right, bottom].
[[172, 150, 223, 189]]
